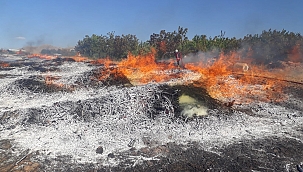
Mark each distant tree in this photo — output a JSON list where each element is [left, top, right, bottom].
[[189, 31, 240, 54], [148, 26, 188, 59], [74, 28, 303, 64], [180, 39, 197, 55], [240, 29, 303, 64], [75, 33, 139, 59], [136, 41, 152, 55], [192, 34, 208, 52]]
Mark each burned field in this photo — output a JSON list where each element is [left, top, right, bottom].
[[0, 54, 303, 171]]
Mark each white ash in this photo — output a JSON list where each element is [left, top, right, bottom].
[[42, 61, 96, 86], [0, 59, 303, 167]]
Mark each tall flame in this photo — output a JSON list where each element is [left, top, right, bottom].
[[40, 48, 299, 104], [185, 52, 288, 103], [117, 50, 177, 84], [90, 50, 294, 103]]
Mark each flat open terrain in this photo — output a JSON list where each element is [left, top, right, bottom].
[[0, 54, 303, 171]]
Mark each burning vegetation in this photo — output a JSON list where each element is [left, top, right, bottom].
[[3, 39, 303, 110], [0, 62, 10, 68], [85, 49, 302, 106], [1, 28, 303, 171], [13, 28, 302, 105], [17, 45, 303, 106]]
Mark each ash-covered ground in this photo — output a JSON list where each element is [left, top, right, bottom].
[[0, 55, 303, 172]]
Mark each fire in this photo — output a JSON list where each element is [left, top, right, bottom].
[[27, 53, 91, 62], [70, 56, 91, 62], [91, 50, 297, 104], [45, 75, 63, 86], [117, 50, 178, 83], [91, 57, 114, 67], [44, 74, 75, 91], [288, 43, 302, 63], [0, 62, 10, 67], [90, 50, 182, 84], [28, 54, 58, 60], [89, 57, 120, 82], [185, 52, 288, 103]]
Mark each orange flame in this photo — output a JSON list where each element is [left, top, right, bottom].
[[118, 50, 178, 83], [28, 54, 58, 60], [27, 53, 91, 62], [90, 50, 298, 104], [70, 56, 91, 62], [45, 75, 62, 86], [186, 52, 288, 103], [0, 62, 10, 67], [44, 75, 75, 91], [288, 44, 302, 63], [91, 57, 114, 67]]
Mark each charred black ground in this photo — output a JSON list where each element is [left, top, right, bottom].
[[77, 67, 132, 88], [1, 129, 302, 171], [11, 77, 73, 93], [0, 57, 303, 172]]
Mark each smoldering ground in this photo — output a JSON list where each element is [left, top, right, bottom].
[[0, 55, 303, 171]]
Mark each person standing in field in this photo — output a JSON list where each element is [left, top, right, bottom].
[[174, 49, 182, 67]]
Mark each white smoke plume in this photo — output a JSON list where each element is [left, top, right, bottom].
[[182, 49, 220, 65]]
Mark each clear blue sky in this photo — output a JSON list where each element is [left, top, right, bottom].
[[1, 0, 302, 49]]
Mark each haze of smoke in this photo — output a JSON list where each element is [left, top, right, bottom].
[[23, 37, 47, 53], [23, 44, 58, 54], [182, 49, 220, 65]]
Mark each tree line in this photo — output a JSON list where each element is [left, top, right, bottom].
[[73, 27, 303, 64], [74, 32, 141, 60]]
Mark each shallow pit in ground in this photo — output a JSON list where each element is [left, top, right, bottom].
[[155, 84, 222, 120]]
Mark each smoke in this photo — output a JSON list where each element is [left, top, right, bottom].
[[23, 37, 45, 53], [182, 49, 220, 65], [23, 36, 57, 54]]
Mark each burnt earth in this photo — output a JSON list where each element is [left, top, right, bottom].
[[1, 137, 302, 171], [77, 67, 132, 88], [11, 77, 73, 93], [0, 140, 40, 172], [1, 57, 303, 172], [124, 138, 303, 172], [276, 84, 303, 112], [28, 65, 60, 72]]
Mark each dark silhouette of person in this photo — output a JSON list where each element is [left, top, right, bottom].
[[174, 49, 182, 67]]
